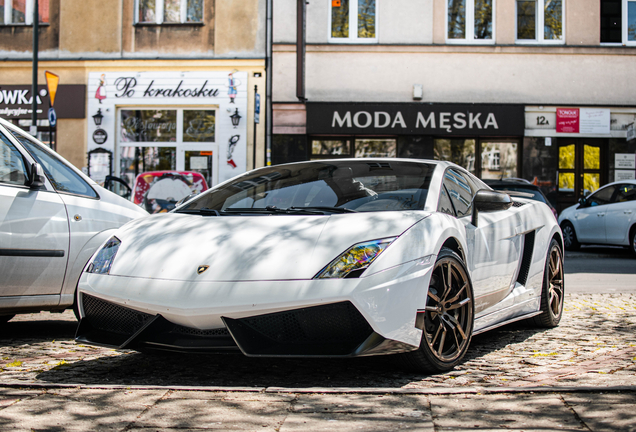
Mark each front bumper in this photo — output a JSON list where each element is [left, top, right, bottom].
[[75, 257, 434, 357]]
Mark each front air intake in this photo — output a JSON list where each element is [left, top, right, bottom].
[[223, 301, 374, 356]]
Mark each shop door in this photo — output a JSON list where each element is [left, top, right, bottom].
[[181, 147, 218, 189], [557, 139, 605, 213]]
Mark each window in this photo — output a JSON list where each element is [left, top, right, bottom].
[[601, 0, 636, 44], [447, 0, 494, 44], [0, 0, 49, 25], [0, 132, 27, 186], [330, 0, 377, 43], [310, 138, 396, 159], [615, 184, 636, 202], [516, 0, 563, 43], [586, 185, 616, 206], [136, 0, 203, 24], [10, 131, 98, 198], [443, 168, 474, 218]]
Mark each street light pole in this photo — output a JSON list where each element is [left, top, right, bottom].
[[31, 0, 39, 137]]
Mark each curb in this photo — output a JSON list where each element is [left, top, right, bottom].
[[1, 382, 634, 395]]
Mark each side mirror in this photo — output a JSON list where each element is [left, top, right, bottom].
[[27, 163, 47, 190], [578, 197, 587, 207], [471, 189, 512, 227]]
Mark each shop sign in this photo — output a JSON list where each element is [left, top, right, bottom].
[[307, 103, 524, 136], [93, 129, 108, 145], [615, 170, 636, 182], [0, 85, 86, 119], [556, 108, 579, 133], [615, 153, 636, 170], [580, 108, 610, 134]]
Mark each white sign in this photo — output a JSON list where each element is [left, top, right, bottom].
[[580, 108, 610, 134], [615, 170, 636, 182], [615, 153, 636, 169], [190, 156, 208, 170], [545, 137, 552, 147], [627, 123, 636, 142]]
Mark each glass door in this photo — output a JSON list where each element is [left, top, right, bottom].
[[557, 139, 605, 212]]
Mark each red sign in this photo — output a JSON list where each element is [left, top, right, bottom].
[[556, 108, 579, 133]]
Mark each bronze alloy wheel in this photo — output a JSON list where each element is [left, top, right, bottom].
[[531, 238, 565, 328], [398, 248, 474, 372]]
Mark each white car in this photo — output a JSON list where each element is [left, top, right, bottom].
[[558, 180, 636, 255], [76, 159, 563, 372], [0, 118, 148, 323]]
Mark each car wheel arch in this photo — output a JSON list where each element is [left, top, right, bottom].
[[441, 236, 466, 264]]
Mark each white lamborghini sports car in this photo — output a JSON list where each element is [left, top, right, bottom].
[[75, 159, 564, 372]]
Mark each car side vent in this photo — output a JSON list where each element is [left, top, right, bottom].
[[516, 230, 536, 286], [512, 201, 526, 207], [367, 162, 391, 170]]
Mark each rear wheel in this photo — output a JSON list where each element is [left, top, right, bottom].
[[531, 239, 564, 328], [561, 221, 580, 251], [630, 226, 636, 257], [398, 248, 474, 373]]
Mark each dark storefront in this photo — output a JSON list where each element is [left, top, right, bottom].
[[274, 101, 526, 179]]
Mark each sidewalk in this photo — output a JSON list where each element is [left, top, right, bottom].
[[1, 386, 634, 431]]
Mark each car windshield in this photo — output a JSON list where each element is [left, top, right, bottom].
[[179, 160, 435, 214]]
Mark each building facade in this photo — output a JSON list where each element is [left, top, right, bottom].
[[1, 0, 266, 188], [271, 0, 636, 212]]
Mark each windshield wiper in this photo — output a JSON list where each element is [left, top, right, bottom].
[[174, 208, 223, 216], [289, 206, 357, 214]]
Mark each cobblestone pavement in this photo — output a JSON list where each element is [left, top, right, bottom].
[[1, 293, 634, 391]]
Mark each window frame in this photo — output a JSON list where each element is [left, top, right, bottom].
[[446, 0, 496, 45], [623, 0, 636, 45], [328, 0, 379, 44], [1, 0, 48, 26], [515, 0, 565, 45], [134, 0, 203, 25]]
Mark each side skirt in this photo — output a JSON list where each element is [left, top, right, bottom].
[[473, 310, 543, 336]]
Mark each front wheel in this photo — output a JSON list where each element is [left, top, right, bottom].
[[630, 227, 636, 257], [398, 248, 474, 373], [531, 238, 565, 328]]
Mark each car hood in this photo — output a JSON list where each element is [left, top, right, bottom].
[[108, 211, 429, 281]]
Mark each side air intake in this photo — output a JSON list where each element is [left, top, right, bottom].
[[516, 230, 536, 286]]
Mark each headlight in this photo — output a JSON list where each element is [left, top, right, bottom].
[[314, 237, 396, 279], [86, 237, 121, 275]]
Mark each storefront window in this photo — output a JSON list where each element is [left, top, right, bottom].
[[434, 139, 476, 174], [480, 141, 518, 179], [311, 139, 351, 158], [119, 146, 177, 187], [522, 137, 558, 208], [120, 110, 177, 142], [354, 139, 396, 158], [608, 138, 636, 182], [183, 110, 215, 142]]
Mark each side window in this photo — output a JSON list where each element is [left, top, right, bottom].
[[0, 132, 27, 186], [10, 131, 98, 199], [443, 169, 474, 218], [614, 184, 636, 202], [438, 184, 456, 216], [587, 185, 616, 206]]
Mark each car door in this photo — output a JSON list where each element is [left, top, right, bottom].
[[605, 183, 636, 246], [443, 169, 520, 315], [573, 185, 616, 244], [0, 129, 70, 298]]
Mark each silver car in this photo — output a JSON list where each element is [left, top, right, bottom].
[[558, 179, 636, 256], [0, 118, 148, 323]]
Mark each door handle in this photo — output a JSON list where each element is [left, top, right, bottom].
[[626, 210, 633, 215]]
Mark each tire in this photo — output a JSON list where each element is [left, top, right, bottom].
[[530, 238, 565, 328], [397, 248, 474, 373], [0, 315, 15, 325], [561, 221, 580, 251], [630, 226, 636, 258]]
